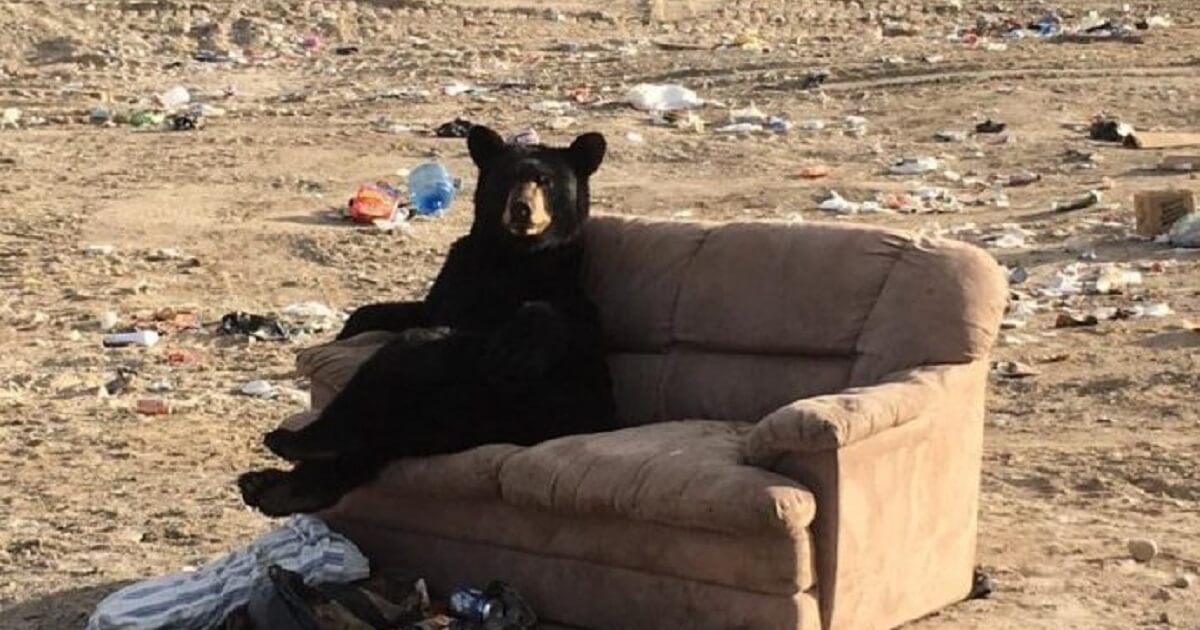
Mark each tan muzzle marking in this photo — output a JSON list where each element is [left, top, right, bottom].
[[504, 182, 552, 236]]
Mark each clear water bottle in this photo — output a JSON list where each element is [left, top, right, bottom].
[[407, 162, 456, 216]]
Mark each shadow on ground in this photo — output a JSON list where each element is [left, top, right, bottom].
[[0, 582, 128, 630]]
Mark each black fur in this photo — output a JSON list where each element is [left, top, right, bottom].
[[239, 126, 617, 516]]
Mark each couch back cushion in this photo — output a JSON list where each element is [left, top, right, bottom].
[[582, 215, 1006, 426]]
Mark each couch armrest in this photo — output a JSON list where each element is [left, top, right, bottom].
[[755, 360, 989, 630], [746, 363, 972, 463]]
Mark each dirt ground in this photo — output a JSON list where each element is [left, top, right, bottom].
[[1, 0, 1198, 628]]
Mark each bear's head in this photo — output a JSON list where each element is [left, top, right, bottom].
[[467, 125, 606, 252]]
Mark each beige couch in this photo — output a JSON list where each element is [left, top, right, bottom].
[[286, 215, 1008, 630]]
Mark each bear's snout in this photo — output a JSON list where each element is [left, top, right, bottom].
[[504, 181, 552, 236]]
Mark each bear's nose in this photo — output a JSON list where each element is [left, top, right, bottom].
[[509, 201, 532, 224]]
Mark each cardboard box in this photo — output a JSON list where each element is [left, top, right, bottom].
[[1134, 190, 1196, 237], [1125, 131, 1200, 150]]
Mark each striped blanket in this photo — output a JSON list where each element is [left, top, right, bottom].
[[87, 515, 370, 630]]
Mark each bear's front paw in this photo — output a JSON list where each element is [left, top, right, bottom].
[[238, 469, 335, 517], [264, 428, 349, 462]]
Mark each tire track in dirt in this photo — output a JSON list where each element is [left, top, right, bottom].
[[634, 58, 1200, 93], [761, 61, 1200, 92]]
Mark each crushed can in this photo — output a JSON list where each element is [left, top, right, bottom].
[[448, 587, 503, 623]]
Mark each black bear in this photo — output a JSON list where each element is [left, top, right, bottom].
[[238, 125, 617, 516]]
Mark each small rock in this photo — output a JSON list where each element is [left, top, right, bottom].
[[1170, 573, 1195, 589], [1150, 587, 1171, 601], [1128, 538, 1158, 563]]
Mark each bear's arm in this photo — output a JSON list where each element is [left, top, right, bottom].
[[336, 301, 429, 340]]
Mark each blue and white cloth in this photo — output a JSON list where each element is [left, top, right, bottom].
[[87, 515, 370, 630]]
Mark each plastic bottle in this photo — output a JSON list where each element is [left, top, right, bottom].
[[103, 330, 160, 348], [407, 162, 456, 215]]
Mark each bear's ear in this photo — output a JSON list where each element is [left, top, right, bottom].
[[468, 125, 507, 169], [567, 132, 606, 177]]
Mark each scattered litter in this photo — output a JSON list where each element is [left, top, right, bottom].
[[991, 361, 1039, 379], [507, 128, 540, 145], [1134, 190, 1195, 237], [157, 85, 191, 111], [1094, 265, 1143, 294], [1056, 313, 1099, 328], [890, 157, 940, 175], [443, 81, 486, 97], [0, 107, 21, 129], [799, 70, 830, 90], [845, 116, 868, 137], [448, 582, 537, 628], [1007, 266, 1028, 285], [434, 118, 474, 138], [147, 379, 173, 393], [88, 105, 114, 124], [528, 100, 573, 114], [996, 170, 1041, 187], [1168, 212, 1200, 248], [84, 244, 115, 256], [103, 367, 137, 396], [1089, 116, 1133, 143], [282, 302, 338, 320], [1133, 303, 1172, 318], [407, 162, 457, 216], [103, 330, 160, 348], [218, 312, 291, 341], [818, 191, 854, 213], [796, 165, 831, 179], [800, 120, 826, 131], [547, 116, 577, 131], [348, 182, 403, 224], [934, 130, 967, 143], [1158, 155, 1199, 172], [135, 398, 171, 415], [981, 224, 1030, 249], [625, 131, 645, 143], [130, 110, 166, 128], [1052, 190, 1101, 213], [975, 119, 1007, 134], [169, 113, 199, 131], [715, 122, 761, 134], [1126, 130, 1200, 150], [626, 84, 702, 111], [240, 380, 277, 398]]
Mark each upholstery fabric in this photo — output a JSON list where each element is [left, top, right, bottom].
[[330, 495, 815, 596], [498, 420, 816, 538]]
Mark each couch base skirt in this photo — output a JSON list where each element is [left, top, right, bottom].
[[329, 517, 820, 630]]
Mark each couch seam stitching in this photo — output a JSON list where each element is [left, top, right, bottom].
[[656, 226, 714, 421], [850, 240, 907, 380]]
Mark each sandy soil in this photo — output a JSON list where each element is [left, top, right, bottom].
[[1, 1, 1198, 628]]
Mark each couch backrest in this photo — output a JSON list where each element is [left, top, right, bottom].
[[582, 215, 1007, 427]]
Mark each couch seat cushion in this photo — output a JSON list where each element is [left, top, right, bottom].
[[498, 420, 816, 537]]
